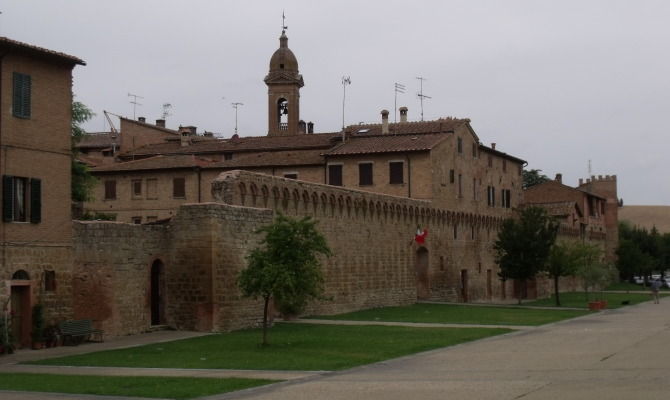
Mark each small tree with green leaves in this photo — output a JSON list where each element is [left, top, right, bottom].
[[494, 206, 559, 304], [71, 100, 97, 202], [574, 243, 609, 301], [237, 214, 331, 345], [522, 169, 550, 189], [545, 241, 580, 306]]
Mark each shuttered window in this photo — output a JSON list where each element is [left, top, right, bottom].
[[328, 165, 342, 186], [2, 175, 40, 223], [389, 162, 403, 184], [104, 180, 117, 200], [173, 177, 186, 198], [12, 72, 32, 119], [359, 163, 373, 186]]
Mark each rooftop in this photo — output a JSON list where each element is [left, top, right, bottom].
[[0, 36, 85, 65]]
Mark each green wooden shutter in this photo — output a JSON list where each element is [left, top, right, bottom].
[[30, 178, 41, 224], [3, 175, 14, 222], [12, 73, 31, 118], [22, 74, 31, 118]]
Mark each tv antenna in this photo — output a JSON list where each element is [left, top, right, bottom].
[[128, 93, 143, 120], [394, 83, 406, 123], [341, 76, 351, 141], [416, 77, 431, 121], [231, 102, 244, 135], [161, 103, 173, 120], [588, 159, 592, 175]]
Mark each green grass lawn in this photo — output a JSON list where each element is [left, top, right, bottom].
[[0, 373, 276, 400], [605, 281, 669, 291], [524, 291, 666, 309], [309, 303, 590, 326], [30, 323, 509, 371]]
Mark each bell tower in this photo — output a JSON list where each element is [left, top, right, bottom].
[[264, 23, 304, 136]]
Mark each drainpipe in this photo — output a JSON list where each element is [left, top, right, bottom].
[[406, 153, 412, 198]]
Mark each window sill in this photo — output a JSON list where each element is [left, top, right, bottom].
[[173, 197, 186, 200]]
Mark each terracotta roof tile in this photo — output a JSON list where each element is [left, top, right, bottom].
[[344, 118, 468, 136], [77, 133, 117, 149], [0, 37, 85, 65], [92, 155, 212, 173], [528, 201, 582, 217], [325, 132, 450, 156], [206, 149, 325, 168]]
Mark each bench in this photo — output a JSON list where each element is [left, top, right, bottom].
[[59, 319, 103, 345]]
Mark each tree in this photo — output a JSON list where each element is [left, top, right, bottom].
[[574, 243, 609, 301], [494, 206, 559, 304], [545, 241, 580, 306], [522, 169, 550, 189], [71, 100, 96, 202], [237, 214, 331, 345]]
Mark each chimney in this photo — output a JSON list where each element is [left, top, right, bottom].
[[381, 109, 389, 134], [138, 117, 146, 123], [298, 120, 306, 134], [203, 132, 214, 138], [178, 126, 196, 147], [491, 143, 496, 150], [307, 121, 314, 134], [555, 173, 562, 183], [156, 119, 166, 128], [399, 107, 408, 122], [579, 178, 584, 185]]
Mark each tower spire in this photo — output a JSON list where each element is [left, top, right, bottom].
[[282, 10, 288, 34]]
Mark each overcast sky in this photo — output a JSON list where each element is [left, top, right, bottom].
[[2, 1, 668, 205]]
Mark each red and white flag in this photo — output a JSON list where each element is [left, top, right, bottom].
[[414, 227, 428, 244]]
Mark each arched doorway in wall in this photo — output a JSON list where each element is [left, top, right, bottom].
[[415, 247, 430, 300], [150, 260, 165, 326], [10, 270, 32, 348]]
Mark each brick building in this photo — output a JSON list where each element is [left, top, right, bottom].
[[0, 37, 84, 347]]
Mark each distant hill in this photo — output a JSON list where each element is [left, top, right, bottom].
[[619, 206, 670, 233]]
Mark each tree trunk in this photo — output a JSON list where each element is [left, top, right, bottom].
[[262, 295, 270, 346], [554, 276, 561, 307]]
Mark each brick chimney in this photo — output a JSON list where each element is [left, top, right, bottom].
[[298, 120, 306, 134], [138, 117, 146, 123], [381, 109, 389, 134], [555, 173, 562, 183], [399, 107, 408, 122], [307, 121, 314, 134], [156, 119, 166, 128], [491, 143, 496, 150]]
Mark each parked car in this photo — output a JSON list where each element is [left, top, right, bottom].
[[633, 276, 644, 285]]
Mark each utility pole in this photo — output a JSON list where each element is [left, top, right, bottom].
[[128, 93, 143, 120], [231, 102, 244, 135], [394, 83, 406, 123], [416, 77, 431, 121]]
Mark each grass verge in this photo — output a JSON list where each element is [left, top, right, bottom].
[[523, 291, 667, 309], [605, 281, 669, 291], [0, 373, 276, 400], [309, 303, 590, 326], [30, 323, 510, 371]]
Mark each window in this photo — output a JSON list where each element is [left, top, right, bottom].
[[457, 137, 463, 153], [132, 180, 142, 198], [146, 179, 158, 199], [453, 224, 458, 239], [104, 180, 116, 200], [472, 178, 477, 200], [502, 159, 507, 172], [488, 155, 493, 168], [44, 271, 56, 292], [223, 152, 233, 161], [449, 169, 455, 184], [2, 176, 41, 223], [458, 174, 463, 197], [283, 173, 298, 179], [12, 72, 31, 119], [389, 162, 404, 184], [328, 164, 342, 186], [505, 189, 511, 208], [132, 216, 142, 224], [487, 186, 496, 207], [173, 178, 186, 198], [472, 143, 477, 158], [359, 163, 373, 186]]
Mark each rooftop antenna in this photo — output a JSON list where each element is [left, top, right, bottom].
[[394, 83, 406, 123], [341, 76, 351, 142], [588, 159, 592, 175], [416, 77, 431, 121], [128, 92, 143, 120], [161, 103, 173, 120], [231, 102, 244, 135]]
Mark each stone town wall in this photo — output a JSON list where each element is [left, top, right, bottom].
[[72, 221, 168, 336]]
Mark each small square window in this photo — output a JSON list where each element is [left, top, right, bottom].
[[359, 163, 373, 186], [132, 216, 142, 224], [223, 152, 233, 161], [284, 173, 298, 179]]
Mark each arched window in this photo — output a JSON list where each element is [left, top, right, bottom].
[[277, 98, 288, 130], [12, 270, 30, 280]]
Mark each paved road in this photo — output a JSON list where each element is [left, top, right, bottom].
[[1, 297, 668, 399]]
